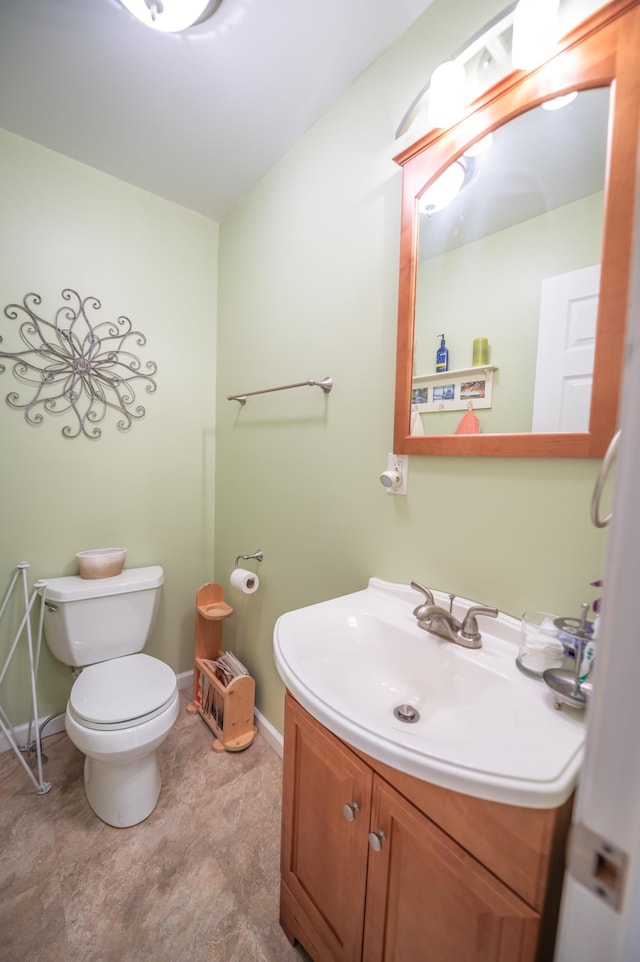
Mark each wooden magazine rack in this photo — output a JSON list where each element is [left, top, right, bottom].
[[187, 582, 256, 753]]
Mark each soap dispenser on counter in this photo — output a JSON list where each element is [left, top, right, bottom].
[[436, 333, 449, 373], [542, 603, 596, 710]]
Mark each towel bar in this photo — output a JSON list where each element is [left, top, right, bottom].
[[228, 376, 333, 405]]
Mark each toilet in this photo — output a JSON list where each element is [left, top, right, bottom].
[[42, 565, 179, 828]]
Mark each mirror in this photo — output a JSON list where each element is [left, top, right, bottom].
[[393, 0, 640, 457], [414, 88, 608, 436]]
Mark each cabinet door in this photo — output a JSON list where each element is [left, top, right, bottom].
[[363, 777, 540, 962], [281, 695, 373, 962]]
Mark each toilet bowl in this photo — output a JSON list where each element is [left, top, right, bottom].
[[65, 652, 179, 827], [42, 565, 179, 828]]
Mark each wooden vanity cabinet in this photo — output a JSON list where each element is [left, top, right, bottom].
[[280, 694, 572, 962], [280, 693, 373, 962]]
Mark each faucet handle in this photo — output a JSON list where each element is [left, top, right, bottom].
[[411, 581, 435, 617], [411, 582, 434, 603], [460, 605, 499, 643]]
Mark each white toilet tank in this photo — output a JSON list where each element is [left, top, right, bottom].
[[42, 565, 164, 667]]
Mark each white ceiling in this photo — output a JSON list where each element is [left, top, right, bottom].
[[0, 0, 436, 221]]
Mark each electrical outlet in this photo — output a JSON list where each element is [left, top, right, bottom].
[[386, 453, 408, 495]]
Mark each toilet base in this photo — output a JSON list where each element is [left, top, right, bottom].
[[84, 752, 162, 828]]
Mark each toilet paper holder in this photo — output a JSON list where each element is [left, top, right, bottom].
[[234, 550, 263, 569]]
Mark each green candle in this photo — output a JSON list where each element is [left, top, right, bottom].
[[472, 337, 489, 366]]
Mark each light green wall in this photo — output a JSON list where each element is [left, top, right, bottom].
[[0, 0, 611, 740], [216, 0, 608, 734], [0, 130, 218, 725], [414, 191, 604, 433]]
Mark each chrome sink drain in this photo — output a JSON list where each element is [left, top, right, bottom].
[[393, 704, 420, 724]]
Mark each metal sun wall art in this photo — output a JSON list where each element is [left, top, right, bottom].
[[0, 289, 158, 440]]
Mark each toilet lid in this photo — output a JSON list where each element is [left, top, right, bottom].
[[69, 653, 177, 729]]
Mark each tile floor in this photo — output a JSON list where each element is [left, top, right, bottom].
[[0, 691, 310, 962]]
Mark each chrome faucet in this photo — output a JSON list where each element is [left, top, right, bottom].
[[410, 582, 498, 649]]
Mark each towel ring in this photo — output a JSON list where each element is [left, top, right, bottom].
[[591, 430, 620, 528]]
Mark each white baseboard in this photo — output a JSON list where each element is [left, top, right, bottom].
[[254, 707, 284, 757], [0, 669, 285, 759], [0, 711, 66, 754]]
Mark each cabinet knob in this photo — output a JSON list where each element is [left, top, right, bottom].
[[343, 802, 360, 822], [368, 829, 387, 852]]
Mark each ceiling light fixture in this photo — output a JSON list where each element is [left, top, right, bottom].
[[419, 160, 469, 216], [464, 132, 494, 157], [119, 0, 220, 32], [541, 91, 578, 111], [512, 0, 559, 70]]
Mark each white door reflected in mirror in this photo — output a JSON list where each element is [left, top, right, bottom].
[[532, 264, 600, 433]]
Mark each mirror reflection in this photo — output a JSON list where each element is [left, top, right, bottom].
[[412, 87, 610, 437]]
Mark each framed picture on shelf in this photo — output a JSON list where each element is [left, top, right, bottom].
[[412, 365, 497, 413]]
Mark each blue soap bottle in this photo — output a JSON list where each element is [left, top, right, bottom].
[[436, 333, 449, 373]]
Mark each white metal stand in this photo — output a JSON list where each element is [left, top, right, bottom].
[[0, 563, 51, 794]]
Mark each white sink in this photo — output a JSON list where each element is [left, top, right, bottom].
[[273, 578, 586, 808]]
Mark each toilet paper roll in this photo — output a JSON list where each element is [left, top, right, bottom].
[[230, 568, 260, 594]]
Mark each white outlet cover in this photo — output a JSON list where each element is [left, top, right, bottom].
[[386, 453, 408, 494]]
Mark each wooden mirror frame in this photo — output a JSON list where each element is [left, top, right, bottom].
[[393, 0, 640, 457]]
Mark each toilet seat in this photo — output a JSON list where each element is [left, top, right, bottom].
[[68, 652, 177, 731]]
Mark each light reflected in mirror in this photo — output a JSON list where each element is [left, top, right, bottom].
[[412, 87, 610, 437]]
